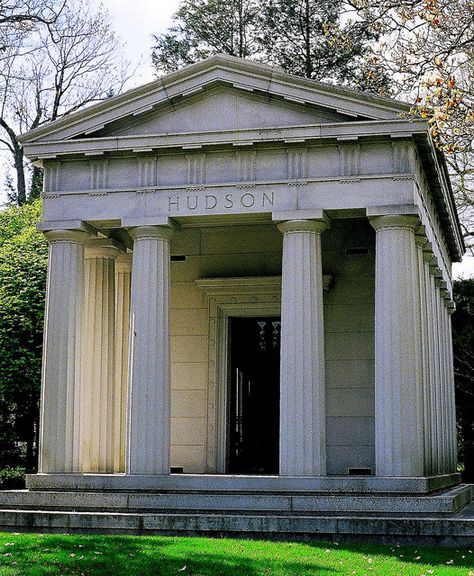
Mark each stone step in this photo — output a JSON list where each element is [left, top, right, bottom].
[[1, 508, 473, 547], [1, 484, 473, 516]]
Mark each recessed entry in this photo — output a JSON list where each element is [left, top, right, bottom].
[[346, 247, 369, 256]]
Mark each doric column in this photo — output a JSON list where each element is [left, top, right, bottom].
[[435, 279, 449, 473], [127, 225, 174, 475], [428, 267, 443, 474], [39, 229, 89, 473], [423, 244, 438, 475], [277, 218, 327, 476], [114, 253, 132, 473], [80, 239, 122, 473], [370, 214, 424, 476], [415, 233, 432, 475], [445, 298, 458, 472]]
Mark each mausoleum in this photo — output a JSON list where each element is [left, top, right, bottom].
[[12, 56, 474, 533]]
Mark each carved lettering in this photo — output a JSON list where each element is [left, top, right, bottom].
[[206, 195, 218, 209], [262, 192, 274, 207], [241, 193, 255, 208], [187, 195, 198, 210], [166, 190, 275, 214], [169, 196, 180, 211]]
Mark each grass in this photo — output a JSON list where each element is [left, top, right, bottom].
[[0, 532, 473, 575]]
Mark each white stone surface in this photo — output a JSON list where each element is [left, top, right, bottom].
[[278, 219, 327, 476], [39, 230, 90, 473], [80, 241, 121, 473], [114, 253, 132, 473], [127, 225, 174, 474], [370, 214, 424, 476]]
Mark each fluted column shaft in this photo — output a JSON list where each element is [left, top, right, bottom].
[[445, 300, 458, 472], [415, 235, 432, 475], [370, 215, 424, 476], [80, 241, 120, 473], [114, 253, 132, 473], [423, 246, 438, 475], [277, 219, 327, 476], [39, 230, 89, 473], [428, 270, 443, 473], [127, 225, 174, 475]]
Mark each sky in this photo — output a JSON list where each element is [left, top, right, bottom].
[[100, 0, 179, 85], [2, 0, 474, 277]]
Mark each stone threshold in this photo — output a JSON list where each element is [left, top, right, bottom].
[[26, 473, 461, 494]]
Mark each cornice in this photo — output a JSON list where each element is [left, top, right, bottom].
[[24, 119, 426, 161]]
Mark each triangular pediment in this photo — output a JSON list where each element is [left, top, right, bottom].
[[91, 85, 356, 138], [19, 55, 410, 145]]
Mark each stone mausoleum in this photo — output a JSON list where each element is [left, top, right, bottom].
[[11, 56, 474, 538]]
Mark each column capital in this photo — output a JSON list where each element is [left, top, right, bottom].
[[128, 224, 176, 242], [277, 218, 327, 235], [415, 233, 428, 248], [447, 300, 456, 315], [43, 229, 91, 244], [369, 214, 420, 232], [85, 238, 126, 259], [115, 252, 132, 273]]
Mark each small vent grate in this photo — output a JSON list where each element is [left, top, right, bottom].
[[346, 247, 369, 256], [170, 466, 184, 474], [348, 467, 373, 475], [171, 255, 187, 262]]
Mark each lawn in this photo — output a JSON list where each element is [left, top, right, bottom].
[[0, 532, 473, 575]]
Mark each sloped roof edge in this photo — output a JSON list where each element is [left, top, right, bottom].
[[19, 54, 411, 144]]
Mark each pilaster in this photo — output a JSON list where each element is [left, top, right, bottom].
[[127, 224, 175, 475], [80, 239, 122, 473], [369, 214, 424, 476], [39, 229, 90, 473], [277, 218, 327, 476]]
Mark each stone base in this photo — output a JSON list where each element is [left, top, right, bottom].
[[2, 480, 473, 546], [25, 473, 461, 494], [0, 495, 473, 547]]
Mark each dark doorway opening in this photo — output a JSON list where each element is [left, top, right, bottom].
[[228, 317, 281, 474]]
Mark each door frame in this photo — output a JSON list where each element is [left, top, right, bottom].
[[196, 277, 281, 473]]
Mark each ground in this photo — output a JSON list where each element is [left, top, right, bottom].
[[0, 533, 473, 575]]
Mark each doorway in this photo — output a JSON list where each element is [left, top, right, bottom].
[[227, 317, 281, 474]]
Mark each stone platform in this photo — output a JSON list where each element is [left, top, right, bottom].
[[1, 476, 473, 546]]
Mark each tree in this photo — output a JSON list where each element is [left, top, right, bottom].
[[347, 0, 474, 251], [0, 0, 130, 205], [152, 0, 390, 94], [452, 278, 474, 482], [258, 0, 389, 91], [0, 199, 47, 469], [152, 0, 260, 74]]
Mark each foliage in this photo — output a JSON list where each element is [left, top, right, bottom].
[[0, 199, 47, 469], [0, 0, 131, 205], [0, 465, 26, 489], [0, 534, 473, 575], [347, 0, 474, 251], [152, 0, 260, 73], [151, 0, 390, 93], [452, 278, 474, 482], [257, 0, 389, 92]]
